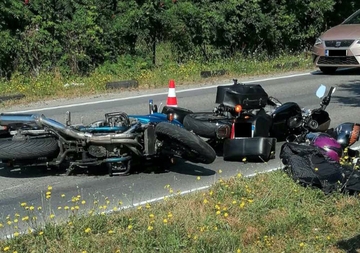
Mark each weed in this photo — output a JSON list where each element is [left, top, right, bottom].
[[0, 170, 359, 253]]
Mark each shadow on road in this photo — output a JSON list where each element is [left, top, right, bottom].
[[310, 67, 360, 76], [336, 234, 360, 253], [332, 80, 360, 107], [0, 166, 64, 178], [167, 159, 216, 176], [0, 158, 216, 178]]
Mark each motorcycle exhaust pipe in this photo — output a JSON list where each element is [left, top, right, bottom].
[[37, 115, 140, 142], [0, 113, 40, 126], [1, 113, 141, 144]]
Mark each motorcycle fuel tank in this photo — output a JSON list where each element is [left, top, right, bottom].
[[271, 102, 302, 141]]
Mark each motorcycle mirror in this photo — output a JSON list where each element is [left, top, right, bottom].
[[316, 85, 326, 98], [331, 87, 336, 94]]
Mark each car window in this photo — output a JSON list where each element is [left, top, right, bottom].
[[343, 10, 360, 24]]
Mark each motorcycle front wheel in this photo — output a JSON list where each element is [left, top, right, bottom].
[[155, 122, 216, 164]]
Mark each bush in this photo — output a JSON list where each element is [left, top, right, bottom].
[[0, 0, 358, 80]]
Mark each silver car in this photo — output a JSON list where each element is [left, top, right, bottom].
[[312, 9, 360, 74]]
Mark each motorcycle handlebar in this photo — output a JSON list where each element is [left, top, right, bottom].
[[320, 86, 335, 110]]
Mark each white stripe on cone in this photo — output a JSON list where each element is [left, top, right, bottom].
[[168, 88, 176, 97]]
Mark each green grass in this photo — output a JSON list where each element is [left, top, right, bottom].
[[1, 170, 359, 253], [0, 46, 314, 108]]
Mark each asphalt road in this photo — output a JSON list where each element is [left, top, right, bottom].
[[1, 68, 360, 237]]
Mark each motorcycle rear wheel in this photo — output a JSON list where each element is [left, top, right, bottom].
[[155, 122, 216, 164], [183, 113, 230, 138], [0, 136, 59, 160]]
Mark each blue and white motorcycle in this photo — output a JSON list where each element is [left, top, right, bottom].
[[0, 100, 216, 176]]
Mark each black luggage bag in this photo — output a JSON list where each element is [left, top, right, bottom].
[[215, 80, 269, 110]]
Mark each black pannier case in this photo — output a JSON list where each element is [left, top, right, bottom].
[[215, 81, 268, 110]]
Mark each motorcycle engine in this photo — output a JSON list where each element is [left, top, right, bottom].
[[105, 112, 131, 128], [88, 145, 107, 158]]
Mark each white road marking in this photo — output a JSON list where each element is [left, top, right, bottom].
[[3, 145, 360, 240], [106, 166, 283, 213], [2, 165, 283, 239], [8, 72, 311, 113]]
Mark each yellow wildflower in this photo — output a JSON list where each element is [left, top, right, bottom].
[[240, 202, 245, 208]]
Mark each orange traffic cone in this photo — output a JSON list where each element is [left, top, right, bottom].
[[166, 79, 178, 107]]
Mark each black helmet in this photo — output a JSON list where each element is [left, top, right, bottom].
[[333, 122, 360, 148]]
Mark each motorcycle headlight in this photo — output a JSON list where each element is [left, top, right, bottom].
[[315, 38, 323, 46]]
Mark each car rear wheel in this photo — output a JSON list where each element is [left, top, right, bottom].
[[319, 67, 337, 74]]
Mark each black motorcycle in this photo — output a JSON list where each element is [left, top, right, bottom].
[[179, 80, 336, 162]]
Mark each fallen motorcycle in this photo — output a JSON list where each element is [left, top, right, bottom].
[[0, 102, 216, 176], [176, 80, 336, 162], [279, 121, 360, 195]]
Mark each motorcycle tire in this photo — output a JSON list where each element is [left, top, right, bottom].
[[0, 136, 59, 160], [155, 122, 216, 164], [183, 113, 230, 139], [161, 106, 193, 124]]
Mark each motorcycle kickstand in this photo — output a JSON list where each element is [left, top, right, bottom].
[[65, 163, 77, 176]]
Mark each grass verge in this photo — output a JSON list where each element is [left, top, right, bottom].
[[0, 51, 313, 108], [0, 170, 359, 253]]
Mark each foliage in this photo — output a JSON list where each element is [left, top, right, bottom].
[[0, 170, 360, 252], [0, 51, 312, 105], [0, 0, 357, 79]]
